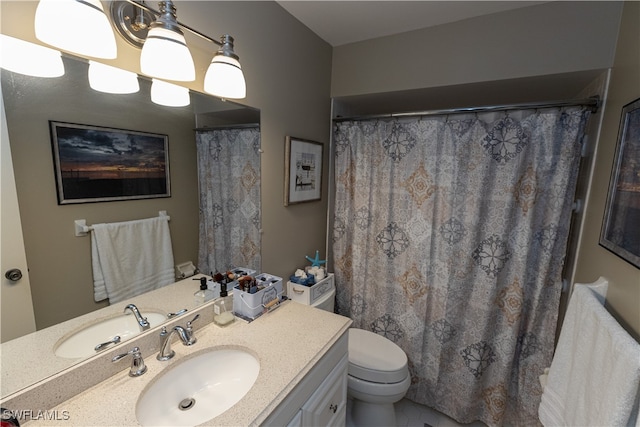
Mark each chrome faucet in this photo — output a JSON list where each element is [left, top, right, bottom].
[[123, 303, 150, 331], [157, 314, 200, 361], [112, 346, 147, 377]]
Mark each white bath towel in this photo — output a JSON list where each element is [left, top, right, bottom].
[[91, 216, 175, 304], [539, 277, 640, 427]]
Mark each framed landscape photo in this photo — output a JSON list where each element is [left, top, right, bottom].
[[284, 136, 323, 206], [50, 121, 170, 204], [599, 98, 640, 268]]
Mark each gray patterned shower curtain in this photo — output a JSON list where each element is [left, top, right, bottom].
[[332, 107, 590, 426], [196, 127, 261, 275]]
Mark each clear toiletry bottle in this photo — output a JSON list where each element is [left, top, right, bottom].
[[194, 277, 214, 304], [213, 283, 235, 327]]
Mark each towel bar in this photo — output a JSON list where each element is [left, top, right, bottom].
[[74, 211, 170, 237]]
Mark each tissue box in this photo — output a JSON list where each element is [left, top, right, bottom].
[[287, 273, 334, 306], [233, 273, 283, 319]]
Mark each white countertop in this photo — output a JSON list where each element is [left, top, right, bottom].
[[1, 275, 211, 398], [24, 300, 351, 426]]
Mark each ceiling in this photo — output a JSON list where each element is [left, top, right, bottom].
[[276, 1, 549, 47]]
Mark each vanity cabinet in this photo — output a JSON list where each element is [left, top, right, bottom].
[[7, 302, 352, 427], [300, 354, 348, 426], [264, 331, 348, 427]]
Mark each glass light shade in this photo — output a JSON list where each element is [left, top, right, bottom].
[[0, 35, 64, 78], [151, 79, 190, 107], [34, 0, 116, 59], [140, 27, 195, 81], [204, 55, 246, 99], [88, 61, 139, 94]]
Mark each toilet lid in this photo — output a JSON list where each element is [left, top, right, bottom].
[[348, 328, 408, 384]]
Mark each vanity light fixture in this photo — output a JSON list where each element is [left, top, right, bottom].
[[0, 34, 65, 78], [113, 0, 247, 99], [88, 61, 140, 94], [34, 0, 117, 59], [150, 78, 190, 107], [139, 0, 195, 82], [204, 35, 246, 100]]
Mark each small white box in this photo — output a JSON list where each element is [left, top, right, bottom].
[[287, 273, 334, 306], [233, 273, 283, 319]]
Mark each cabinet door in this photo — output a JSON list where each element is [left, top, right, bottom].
[[286, 409, 302, 427], [302, 354, 348, 426]]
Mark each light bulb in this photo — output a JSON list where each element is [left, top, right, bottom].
[[151, 79, 190, 107], [88, 61, 139, 94], [0, 34, 64, 78], [204, 55, 246, 99], [35, 0, 117, 59]]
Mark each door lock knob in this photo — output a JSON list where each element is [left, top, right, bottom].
[[5, 269, 23, 282]]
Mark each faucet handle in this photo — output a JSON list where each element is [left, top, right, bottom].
[[186, 313, 200, 329], [112, 346, 147, 377], [184, 314, 200, 345], [167, 308, 187, 318]]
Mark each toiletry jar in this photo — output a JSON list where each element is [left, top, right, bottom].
[[233, 273, 283, 319], [287, 274, 334, 306]]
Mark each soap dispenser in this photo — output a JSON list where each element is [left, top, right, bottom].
[[194, 277, 214, 304], [213, 283, 235, 326]]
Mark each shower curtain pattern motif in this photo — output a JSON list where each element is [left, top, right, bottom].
[[332, 108, 589, 426], [196, 128, 261, 275]]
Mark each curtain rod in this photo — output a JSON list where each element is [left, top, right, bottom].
[[194, 123, 260, 131], [333, 96, 601, 122]]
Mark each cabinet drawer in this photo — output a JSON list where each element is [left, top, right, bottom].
[[302, 354, 348, 426]]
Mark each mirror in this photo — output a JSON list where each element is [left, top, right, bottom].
[[1, 53, 260, 398]]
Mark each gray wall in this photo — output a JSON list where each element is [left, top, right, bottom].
[[574, 1, 640, 336], [330, 0, 639, 336], [1, 1, 332, 329], [4, 1, 638, 337], [331, 1, 622, 98]]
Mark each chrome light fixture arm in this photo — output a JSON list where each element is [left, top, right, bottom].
[[122, 0, 224, 47]]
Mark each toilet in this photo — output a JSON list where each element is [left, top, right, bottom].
[[304, 279, 411, 427]]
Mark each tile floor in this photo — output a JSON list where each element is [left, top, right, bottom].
[[395, 398, 487, 427]]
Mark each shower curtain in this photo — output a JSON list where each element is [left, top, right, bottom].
[[196, 127, 261, 275], [332, 107, 590, 426]]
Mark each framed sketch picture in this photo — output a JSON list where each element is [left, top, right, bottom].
[[284, 136, 323, 206], [599, 97, 640, 268], [50, 121, 170, 204]]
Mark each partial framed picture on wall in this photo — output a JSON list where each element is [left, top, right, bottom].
[[599, 97, 640, 268], [284, 136, 323, 206], [50, 121, 170, 204]]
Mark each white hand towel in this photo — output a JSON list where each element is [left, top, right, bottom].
[[539, 277, 640, 427], [92, 216, 175, 304]]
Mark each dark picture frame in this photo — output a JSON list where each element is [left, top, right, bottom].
[[599, 98, 640, 268], [284, 136, 323, 206], [50, 121, 170, 204]]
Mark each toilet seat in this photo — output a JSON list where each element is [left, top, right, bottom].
[[348, 328, 408, 384], [348, 373, 412, 400]]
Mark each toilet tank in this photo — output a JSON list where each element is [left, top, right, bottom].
[[311, 286, 335, 312]]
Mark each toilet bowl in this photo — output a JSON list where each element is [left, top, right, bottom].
[[306, 279, 411, 427], [346, 328, 411, 427]]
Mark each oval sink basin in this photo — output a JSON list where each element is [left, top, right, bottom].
[[54, 312, 166, 359], [136, 348, 260, 427]]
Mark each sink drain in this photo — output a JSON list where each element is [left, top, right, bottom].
[[178, 397, 196, 411]]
